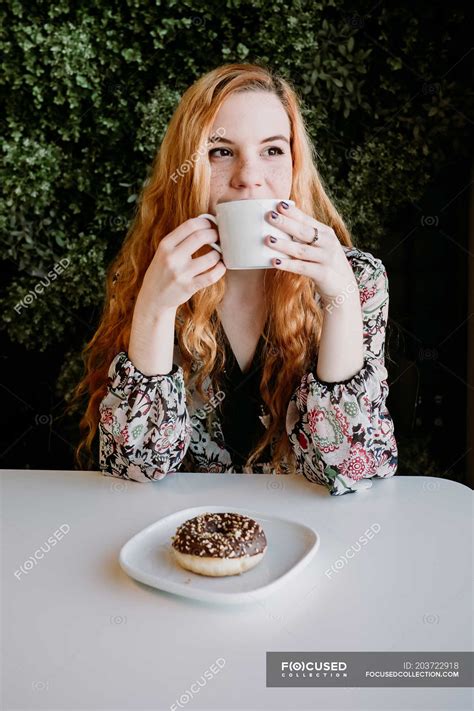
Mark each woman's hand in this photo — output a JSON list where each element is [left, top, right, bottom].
[[265, 201, 365, 381], [138, 216, 226, 315], [264, 201, 358, 307]]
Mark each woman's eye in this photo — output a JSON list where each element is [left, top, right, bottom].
[[265, 146, 284, 156], [209, 148, 231, 158], [208, 146, 285, 158]]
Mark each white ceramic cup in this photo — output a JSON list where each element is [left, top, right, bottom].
[[198, 198, 295, 269]]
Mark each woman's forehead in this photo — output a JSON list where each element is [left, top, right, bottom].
[[210, 92, 290, 137]]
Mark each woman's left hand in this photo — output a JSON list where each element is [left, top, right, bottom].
[[264, 201, 358, 306]]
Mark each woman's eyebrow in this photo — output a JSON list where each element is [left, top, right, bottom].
[[208, 134, 290, 145]]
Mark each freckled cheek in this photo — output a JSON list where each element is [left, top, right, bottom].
[[209, 173, 228, 200], [266, 164, 293, 192]]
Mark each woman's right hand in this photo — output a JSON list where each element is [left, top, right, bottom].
[[137, 216, 225, 314]]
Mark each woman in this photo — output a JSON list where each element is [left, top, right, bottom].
[[72, 62, 398, 496]]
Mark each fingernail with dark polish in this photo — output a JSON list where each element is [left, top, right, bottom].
[[271, 211, 279, 219], [269, 236, 277, 243], [275, 258, 281, 265], [280, 201, 289, 209]]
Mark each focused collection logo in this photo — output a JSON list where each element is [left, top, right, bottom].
[[281, 660, 348, 677]]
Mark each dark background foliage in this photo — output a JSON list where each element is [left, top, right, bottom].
[[1, 0, 472, 485]]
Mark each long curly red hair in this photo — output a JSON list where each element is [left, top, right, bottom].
[[69, 62, 353, 474]]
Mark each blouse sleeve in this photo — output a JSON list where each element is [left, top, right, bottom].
[[99, 351, 192, 482], [286, 248, 398, 496]]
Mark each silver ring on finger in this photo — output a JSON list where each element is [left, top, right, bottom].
[[310, 226, 319, 245]]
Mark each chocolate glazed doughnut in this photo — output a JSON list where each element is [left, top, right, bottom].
[[171, 512, 268, 577]]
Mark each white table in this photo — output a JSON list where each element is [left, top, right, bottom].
[[2, 469, 472, 711]]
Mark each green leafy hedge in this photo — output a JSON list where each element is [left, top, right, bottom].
[[1, 0, 472, 410]]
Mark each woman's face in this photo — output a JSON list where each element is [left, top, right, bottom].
[[207, 91, 293, 212]]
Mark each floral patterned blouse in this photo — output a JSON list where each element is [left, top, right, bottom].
[[99, 245, 398, 496]]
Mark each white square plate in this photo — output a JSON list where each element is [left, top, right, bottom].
[[119, 505, 320, 604]]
